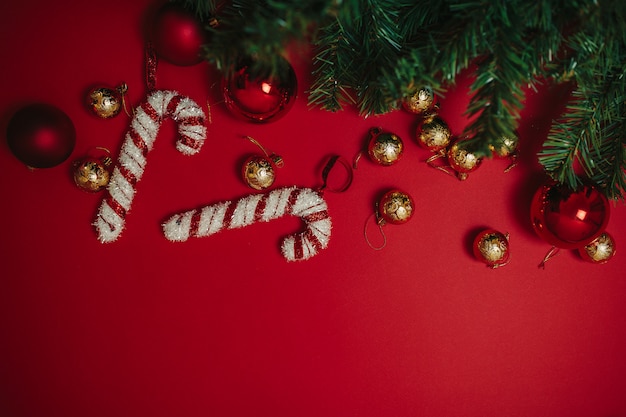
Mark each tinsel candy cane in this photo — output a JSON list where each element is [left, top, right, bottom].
[[94, 90, 207, 242], [162, 186, 332, 262]]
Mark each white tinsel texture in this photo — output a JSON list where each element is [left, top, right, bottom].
[[94, 90, 207, 243], [162, 186, 332, 262]]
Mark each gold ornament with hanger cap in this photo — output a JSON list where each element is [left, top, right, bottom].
[[86, 83, 130, 119], [354, 127, 404, 168], [241, 136, 284, 190], [473, 229, 511, 268], [490, 132, 519, 172], [72, 147, 113, 192], [365, 189, 414, 250], [402, 86, 435, 115], [578, 232, 616, 264]]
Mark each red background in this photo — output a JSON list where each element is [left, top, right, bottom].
[[1, 1, 625, 416]]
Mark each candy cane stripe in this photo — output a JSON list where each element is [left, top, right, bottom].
[[94, 90, 206, 243], [162, 186, 332, 262]]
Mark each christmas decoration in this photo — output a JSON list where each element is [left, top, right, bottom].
[[446, 138, 484, 181], [151, 2, 207, 66], [416, 111, 452, 154], [473, 229, 511, 268], [162, 186, 331, 262], [578, 232, 616, 264], [377, 189, 414, 225], [195, 0, 626, 201], [222, 57, 297, 123], [490, 133, 519, 172], [241, 135, 283, 190], [6, 103, 76, 168], [530, 181, 610, 250], [94, 90, 207, 243], [86, 84, 128, 119], [363, 127, 404, 166], [72, 148, 113, 192], [402, 87, 435, 115]]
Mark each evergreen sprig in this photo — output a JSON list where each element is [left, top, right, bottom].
[[179, 0, 626, 200]]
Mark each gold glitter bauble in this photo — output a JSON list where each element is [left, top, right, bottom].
[[473, 230, 510, 268], [416, 113, 451, 153], [242, 155, 276, 190], [447, 139, 483, 180], [367, 127, 404, 166], [378, 190, 414, 225], [402, 87, 435, 115], [579, 232, 616, 264], [87, 86, 125, 119], [72, 156, 112, 192], [490, 133, 519, 158]]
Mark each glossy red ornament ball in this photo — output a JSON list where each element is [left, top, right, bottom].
[[222, 58, 297, 123], [152, 3, 207, 66], [530, 181, 610, 249], [473, 229, 510, 268], [377, 189, 414, 225], [6, 103, 76, 168]]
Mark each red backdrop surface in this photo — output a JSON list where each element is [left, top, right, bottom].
[[1, 1, 625, 416]]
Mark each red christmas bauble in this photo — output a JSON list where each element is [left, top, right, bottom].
[[473, 229, 510, 268], [152, 3, 207, 66], [367, 127, 403, 166], [6, 103, 76, 168], [530, 181, 610, 249], [578, 232, 616, 264], [222, 58, 297, 123], [447, 138, 483, 180], [377, 189, 414, 225]]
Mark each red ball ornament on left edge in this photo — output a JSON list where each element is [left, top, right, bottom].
[[7, 103, 76, 168], [152, 2, 207, 66], [530, 181, 610, 249]]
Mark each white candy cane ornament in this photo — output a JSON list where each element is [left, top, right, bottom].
[[94, 90, 207, 242], [162, 186, 332, 261]]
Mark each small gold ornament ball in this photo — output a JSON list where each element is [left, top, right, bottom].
[[579, 232, 616, 264], [87, 87, 123, 119], [378, 190, 414, 225], [72, 156, 112, 192], [402, 87, 434, 115], [242, 155, 276, 190], [490, 133, 519, 158], [416, 113, 451, 153], [367, 128, 404, 166], [473, 230, 510, 268], [447, 140, 483, 180]]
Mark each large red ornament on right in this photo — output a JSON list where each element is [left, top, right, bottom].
[[530, 181, 610, 249]]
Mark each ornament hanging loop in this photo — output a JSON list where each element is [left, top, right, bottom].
[[364, 212, 387, 251], [243, 135, 283, 168], [538, 246, 560, 269]]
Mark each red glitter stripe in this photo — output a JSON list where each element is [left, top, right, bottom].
[[305, 228, 323, 252], [129, 130, 149, 157], [106, 194, 126, 218], [293, 235, 304, 260], [189, 210, 202, 237], [222, 202, 237, 230], [181, 116, 204, 126], [166, 95, 183, 117], [302, 210, 329, 223], [140, 101, 160, 122], [254, 194, 268, 222], [178, 134, 203, 150], [287, 188, 301, 214], [117, 165, 138, 186]]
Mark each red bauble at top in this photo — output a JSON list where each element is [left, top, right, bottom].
[[6, 103, 76, 168], [222, 57, 297, 123], [151, 2, 207, 66], [530, 181, 610, 249]]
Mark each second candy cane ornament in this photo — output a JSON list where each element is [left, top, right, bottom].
[[94, 90, 207, 242]]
